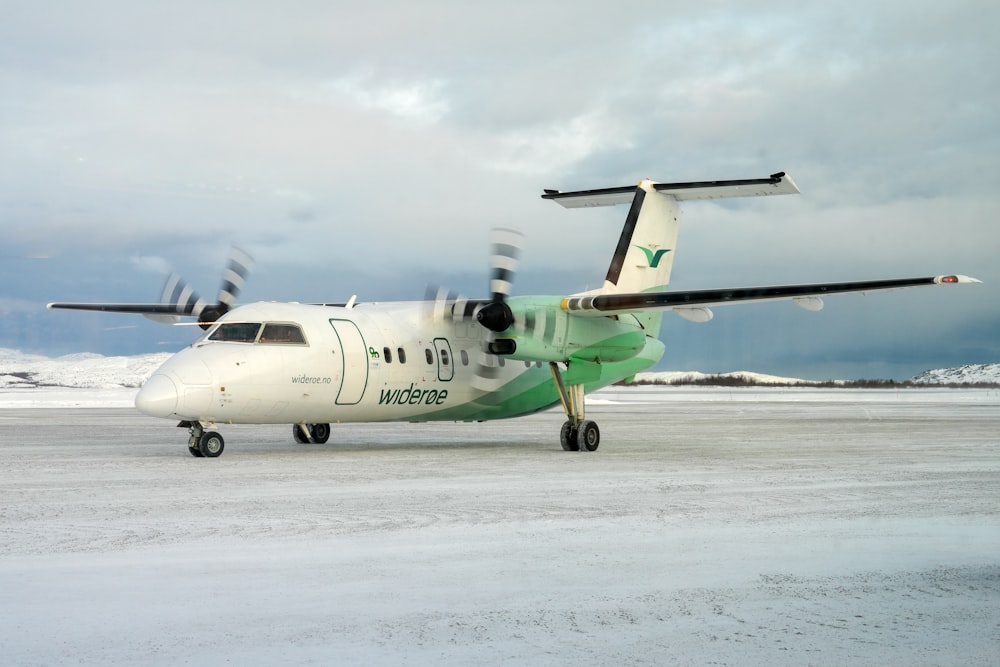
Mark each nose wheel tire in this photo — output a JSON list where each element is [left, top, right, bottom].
[[198, 431, 225, 458]]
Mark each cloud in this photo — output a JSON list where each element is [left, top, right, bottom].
[[325, 74, 450, 124], [129, 255, 172, 275], [488, 108, 635, 175], [0, 298, 39, 316]]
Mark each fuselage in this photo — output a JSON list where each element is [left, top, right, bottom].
[[135, 299, 666, 426]]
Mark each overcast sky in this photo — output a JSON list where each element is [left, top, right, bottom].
[[2, 1, 997, 379]]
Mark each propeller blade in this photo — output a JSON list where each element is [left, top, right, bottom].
[[159, 272, 207, 318], [470, 347, 505, 394], [182, 246, 254, 329], [216, 246, 255, 309], [489, 228, 523, 303], [424, 284, 464, 323], [196, 246, 255, 328]]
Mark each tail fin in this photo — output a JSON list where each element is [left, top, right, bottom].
[[542, 172, 799, 295]]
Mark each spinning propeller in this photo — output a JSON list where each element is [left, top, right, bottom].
[[476, 228, 521, 334], [426, 228, 523, 336], [160, 247, 255, 329], [425, 228, 524, 392]]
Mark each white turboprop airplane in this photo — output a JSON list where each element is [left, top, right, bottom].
[[49, 172, 978, 457]]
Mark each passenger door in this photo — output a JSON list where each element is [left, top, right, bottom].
[[329, 319, 369, 405]]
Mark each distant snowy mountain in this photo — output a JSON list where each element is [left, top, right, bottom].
[[909, 363, 1000, 385], [637, 365, 1000, 386], [1, 348, 997, 390], [633, 370, 842, 386], [0, 348, 173, 389]]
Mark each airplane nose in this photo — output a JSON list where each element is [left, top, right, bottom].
[[135, 374, 179, 418]]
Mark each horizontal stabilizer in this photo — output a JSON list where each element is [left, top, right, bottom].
[[542, 172, 799, 208], [560, 275, 980, 316]]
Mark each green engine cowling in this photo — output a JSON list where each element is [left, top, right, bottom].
[[497, 300, 647, 363]]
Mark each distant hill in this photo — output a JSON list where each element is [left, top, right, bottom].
[[2, 348, 998, 389], [0, 349, 172, 389], [909, 364, 1000, 385], [633, 371, 835, 387], [633, 365, 1000, 388]]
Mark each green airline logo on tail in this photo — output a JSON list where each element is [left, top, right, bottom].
[[635, 246, 671, 268]]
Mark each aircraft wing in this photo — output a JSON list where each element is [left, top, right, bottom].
[[560, 275, 980, 320], [47, 303, 195, 314], [46, 302, 202, 324]]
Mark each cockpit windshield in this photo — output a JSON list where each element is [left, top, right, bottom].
[[208, 322, 262, 343], [205, 321, 307, 345], [259, 323, 306, 344]]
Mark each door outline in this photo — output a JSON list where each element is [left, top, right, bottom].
[[433, 337, 454, 382], [329, 319, 369, 405]]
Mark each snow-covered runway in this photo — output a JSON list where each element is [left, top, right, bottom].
[[2, 388, 998, 665]]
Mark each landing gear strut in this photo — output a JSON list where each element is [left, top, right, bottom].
[[550, 362, 600, 452], [185, 422, 225, 458]]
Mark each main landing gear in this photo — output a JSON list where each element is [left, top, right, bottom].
[[184, 422, 225, 458], [292, 423, 331, 444], [549, 362, 600, 452]]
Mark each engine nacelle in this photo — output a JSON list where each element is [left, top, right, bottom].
[[497, 297, 648, 364]]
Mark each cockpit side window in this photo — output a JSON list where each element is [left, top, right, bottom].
[[208, 322, 262, 343], [259, 323, 307, 345]]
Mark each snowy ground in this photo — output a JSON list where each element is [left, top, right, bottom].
[[1, 387, 998, 665]]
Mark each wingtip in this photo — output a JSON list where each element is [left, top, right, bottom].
[[935, 275, 982, 284]]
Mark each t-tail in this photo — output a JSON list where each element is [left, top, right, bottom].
[[542, 172, 800, 334]]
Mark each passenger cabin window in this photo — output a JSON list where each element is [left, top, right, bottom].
[[460, 350, 469, 366], [259, 323, 306, 345], [425, 348, 434, 365], [398, 348, 406, 364], [208, 322, 262, 343], [383, 347, 393, 363]]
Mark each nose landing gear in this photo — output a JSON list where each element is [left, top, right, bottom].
[[185, 422, 225, 458]]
